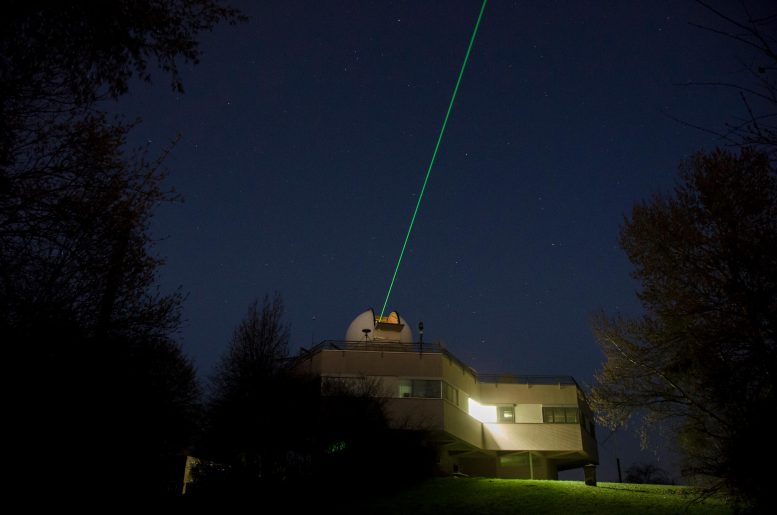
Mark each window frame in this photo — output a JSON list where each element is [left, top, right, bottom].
[[542, 406, 579, 424], [497, 406, 515, 423], [398, 378, 442, 399]]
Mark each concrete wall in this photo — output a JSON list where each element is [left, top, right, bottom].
[[496, 452, 558, 480], [439, 354, 479, 398], [483, 423, 583, 452], [313, 349, 444, 378], [578, 396, 599, 463], [478, 382, 579, 405], [581, 426, 599, 463], [515, 404, 543, 423], [296, 346, 598, 476], [454, 452, 559, 480], [443, 402, 483, 448]]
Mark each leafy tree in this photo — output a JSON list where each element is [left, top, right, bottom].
[[591, 147, 777, 507], [1, 0, 243, 496], [683, 1, 777, 158], [1, 1, 244, 174], [315, 377, 437, 490], [1, 0, 244, 101], [198, 296, 434, 498], [1, 115, 179, 340], [2, 0, 244, 341], [1, 1, 244, 316], [204, 294, 292, 485], [213, 294, 290, 391]]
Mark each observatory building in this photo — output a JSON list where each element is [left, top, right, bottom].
[[294, 308, 599, 479]]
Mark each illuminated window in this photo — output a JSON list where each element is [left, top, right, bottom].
[[399, 381, 412, 398], [542, 406, 579, 423], [398, 379, 441, 399], [497, 406, 515, 423]]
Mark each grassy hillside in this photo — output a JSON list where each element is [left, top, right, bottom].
[[336, 477, 731, 515]]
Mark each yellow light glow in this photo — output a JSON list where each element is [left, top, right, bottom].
[[468, 398, 497, 423], [375, 311, 400, 324]]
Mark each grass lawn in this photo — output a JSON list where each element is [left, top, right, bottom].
[[336, 477, 731, 515]]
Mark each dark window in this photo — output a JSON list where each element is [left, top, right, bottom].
[[399, 379, 441, 399], [415, 379, 441, 398], [542, 406, 579, 424], [443, 382, 459, 405], [322, 376, 367, 395]]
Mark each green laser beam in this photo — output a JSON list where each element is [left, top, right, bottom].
[[379, 0, 488, 320]]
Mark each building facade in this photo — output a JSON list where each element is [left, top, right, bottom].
[[294, 309, 599, 479]]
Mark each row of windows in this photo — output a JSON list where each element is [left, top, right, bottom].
[[398, 379, 465, 408], [542, 406, 579, 424], [399, 379, 441, 399], [443, 381, 459, 405], [396, 379, 581, 425]]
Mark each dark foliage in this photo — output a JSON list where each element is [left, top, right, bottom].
[[0, 0, 245, 100], [1, 0, 242, 497], [314, 378, 437, 488], [0, 114, 180, 341], [3, 113, 202, 497], [195, 295, 437, 499], [201, 294, 293, 484], [591, 148, 777, 507], [685, 1, 777, 159], [624, 462, 672, 485]]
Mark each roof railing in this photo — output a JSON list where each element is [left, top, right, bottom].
[[300, 340, 581, 389]]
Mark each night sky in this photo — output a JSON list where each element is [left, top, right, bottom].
[[113, 0, 766, 480]]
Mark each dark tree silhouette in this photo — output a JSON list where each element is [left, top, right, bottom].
[[213, 294, 290, 392], [1, 0, 243, 496], [314, 377, 437, 491], [591, 148, 777, 507], [196, 296, 435, 499], [1, 115, 180, 342], [625, 462, 672, 485], [1, 1, 244, 169], [1, 0, 244, 100], [2, 0, 244, 341], [203, 294, 292, 487], [680, 1, 777, 158]]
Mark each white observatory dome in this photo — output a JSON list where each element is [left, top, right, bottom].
[[345, 308, 414, 343]]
